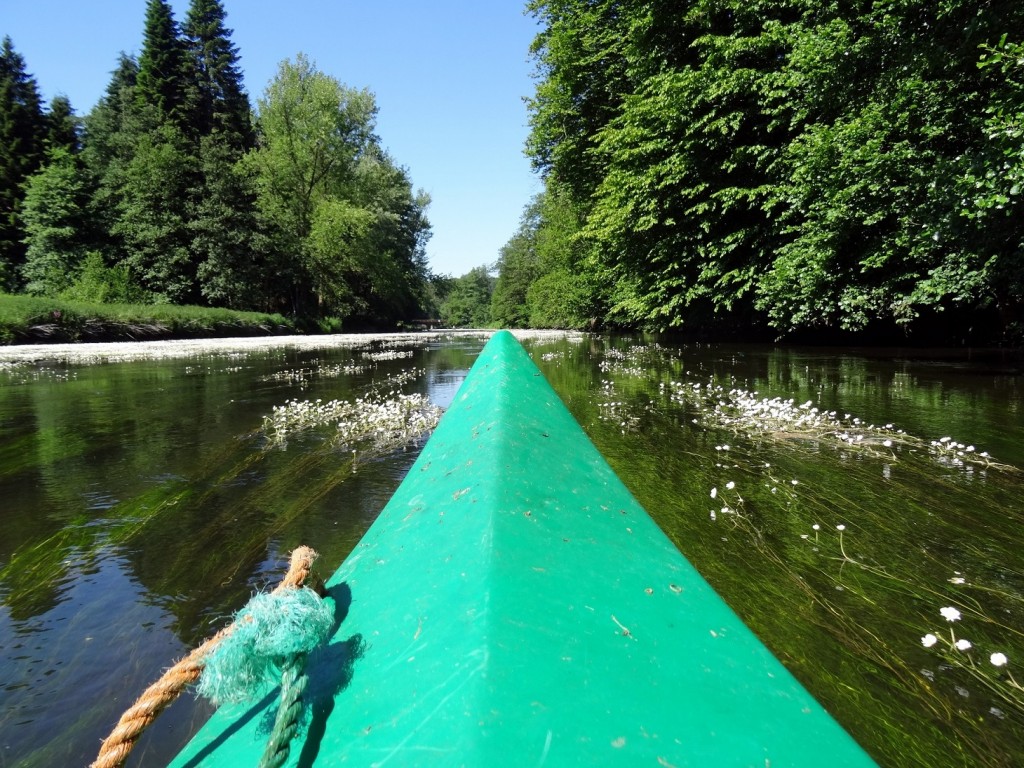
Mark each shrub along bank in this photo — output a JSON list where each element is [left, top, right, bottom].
[[0, 293, 293, 344]]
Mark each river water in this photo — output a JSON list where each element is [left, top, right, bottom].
[[0, 332, 1022, 767]]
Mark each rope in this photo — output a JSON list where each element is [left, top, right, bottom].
[[258, 653, 308, 768], [91, 546, 321, 768]]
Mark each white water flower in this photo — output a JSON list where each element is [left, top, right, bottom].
[[991, 652, 1009, 667], [955, 639, 972, 651], [725, 481, 735, 490], [922, 634, 939, 648], [940, 606, 962, 622], [812, 524, 820, 531], [790, 479, 798, 485], [710, 487, 718, 499], [883, 439, 893, 447], [836, 524, 846, 531], [949, 577, 966, 585]]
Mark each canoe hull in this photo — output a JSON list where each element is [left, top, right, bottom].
[[170, 330, 875, 766]]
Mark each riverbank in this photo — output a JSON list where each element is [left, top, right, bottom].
[[0, 293, 294, 344], [0, 328, 580, 365]]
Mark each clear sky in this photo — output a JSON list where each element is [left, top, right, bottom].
[[2, 0, 543, 277]]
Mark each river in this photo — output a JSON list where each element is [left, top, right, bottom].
[[0, 332, 1022, 767]]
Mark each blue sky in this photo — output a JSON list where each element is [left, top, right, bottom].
[[2, 0, 543, 277]]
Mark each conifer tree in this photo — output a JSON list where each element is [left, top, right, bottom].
[[82, 54, 139, 268], [182, 0, 264, 308], [135, 0, 188, 128], [0, 36, 46, 289], [114, 1, 202, 303], [45, 95, 80, 153], [183, 0, 254, 149]]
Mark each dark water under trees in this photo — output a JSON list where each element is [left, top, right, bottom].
[[1, 332, 1022, 767]]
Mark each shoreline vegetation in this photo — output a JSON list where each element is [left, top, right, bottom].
[[0, 293, 292, 344]]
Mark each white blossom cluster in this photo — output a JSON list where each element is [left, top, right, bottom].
[[661, 378, 1011, 471], [261, 361, 368, 384], [598, 344, 671, 377], [919, 604, 1021, 706], [361, 349, 414, 361], [374, 368, 425, 389], [930, 436, 992, 469], [262, 390, 442, 453]]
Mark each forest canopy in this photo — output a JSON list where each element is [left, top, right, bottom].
[[491, 0, 1024, 344], [0, 0, 433, 329]]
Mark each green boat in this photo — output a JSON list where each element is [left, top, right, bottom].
[[169, 330, 877, 767]]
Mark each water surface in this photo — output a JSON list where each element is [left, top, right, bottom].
[[1, 333, 1022, 767]]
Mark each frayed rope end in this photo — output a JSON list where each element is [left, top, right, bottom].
[[197, 586, 333, 705]]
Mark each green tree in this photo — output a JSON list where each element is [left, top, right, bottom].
[[491, 198, 541, 327], [45, 95, 80, 153], [495, 183, 605, 330], [758, 2, 1023, 338], [439, 266, 494, 327], [0, 36, 46, 289], [110, 1, 201, 303], [342, 150, 432, 325], [113, 122, 198, 303], [245, 54, 378, 317], [181, 0, 264, 309], [192, 135, 270, 308], [81, 54, 139, 268], [182, 0, 253, 149], [527, 183, 601, 328], [135, 0, 188, 128], [525, 0, 635, 205], [20, 148, 94, 295]]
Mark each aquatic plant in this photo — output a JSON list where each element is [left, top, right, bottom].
[[918, 605, 1024, 713], [262, 390, 443, 457], [361, 349, 414, 361], [261, 361, 368, 385]]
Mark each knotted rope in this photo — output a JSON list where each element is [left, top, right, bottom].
[[91, 546, 325, 768]]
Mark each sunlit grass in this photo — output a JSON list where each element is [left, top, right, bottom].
[[0, 292, 292, 343]]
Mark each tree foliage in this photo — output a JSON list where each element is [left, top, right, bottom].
[[513, 0, 1024, 343], [2, 0, 432, 328], [0, 36, 46, 288], [439, 266, 494, 328], [20, 148, 94, 296]]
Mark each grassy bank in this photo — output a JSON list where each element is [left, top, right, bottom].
[[0, 293, 294, 344]]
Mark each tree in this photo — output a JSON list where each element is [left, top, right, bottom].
[[81, 54, 139, 269], [339, 149, 432, 325], [182, 0, 253, 149], [0, 36, 46, 289], [491, 197, 541, 327], [181, 0, 263, 309], [758, 2, 1023, 338], [45, 95, 80, 153], [439, 266, 494, 327], [246, 54, 379, 316], [20, 148, 94, 295], [113, 122, 198, 303], [135, 0, 188, 128], [192, 135, 270, 308]]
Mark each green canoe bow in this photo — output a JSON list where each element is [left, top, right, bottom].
[[169, 330, 877, 767]]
